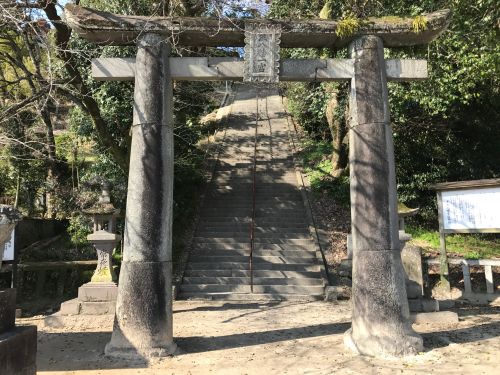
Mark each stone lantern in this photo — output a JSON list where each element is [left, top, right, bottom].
[[60, 182, 122, 315], [84, 182, 121, 284], [0, 205, 37, 374]]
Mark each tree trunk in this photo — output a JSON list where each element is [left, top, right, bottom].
[[40, 107, 57, 219], [325, 90, 349, 177]]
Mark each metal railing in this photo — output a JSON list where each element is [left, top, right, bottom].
[[249, 90, 259, 293]]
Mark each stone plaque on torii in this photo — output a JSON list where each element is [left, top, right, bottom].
[[64, 5, 451, 359], [243, 23, 281, 83]]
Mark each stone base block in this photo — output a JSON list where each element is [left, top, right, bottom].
[[324, 286, 338, 302], [0, 289, 16, 334], [411, 311, 459, 325], [60, 298, 81, 315], [422, 299, 440, 312], [81, 301, 116, 315], [406, 281, 423, 299], [438, 300, 455, 310], [408, 298, 421, 312], [78, 282, 118, 302], [461, 292, 500, 305], [408, 298, 440, 313], [0, 325, 37, 375], [60, 298, 116, 316], [338, 259, 352, 277]]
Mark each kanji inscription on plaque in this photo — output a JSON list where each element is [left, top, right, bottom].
[[244, 23, 281, 83]]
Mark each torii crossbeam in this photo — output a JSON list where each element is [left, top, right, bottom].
[[64, 5, 451, 359]]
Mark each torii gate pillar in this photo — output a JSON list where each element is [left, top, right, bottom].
[[345, 35, 423, 356], [105, 33, 177, 358]]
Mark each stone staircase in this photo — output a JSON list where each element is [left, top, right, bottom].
[[179, 85, 327, 301]]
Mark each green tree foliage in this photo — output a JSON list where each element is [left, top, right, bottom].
[[1, 0, 221, 248], [270, 0, 499, 225]]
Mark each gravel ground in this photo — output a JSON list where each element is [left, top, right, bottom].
[[21, 301, 500, 375]]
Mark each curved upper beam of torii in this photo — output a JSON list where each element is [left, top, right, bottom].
[[64, 4, 451, 48]]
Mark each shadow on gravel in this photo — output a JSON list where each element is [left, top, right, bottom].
[[422, 321, 500, 350], [36, 321, 349, 371], [37, 331, 149, 371], [175, 301, 312, 323], [175, 321, 351, 354]]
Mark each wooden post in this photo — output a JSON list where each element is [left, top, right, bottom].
[[436, 191, 451, 290], [56, 269, 67, 297], [105, 33, 176, 359]]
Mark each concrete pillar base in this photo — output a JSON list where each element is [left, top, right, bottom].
[[104, 341, 178, 360], [348, 250, 423, 357], [105, 261, 175, 359], [344, 326, 423, 358]]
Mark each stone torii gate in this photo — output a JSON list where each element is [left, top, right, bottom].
[[65, 5, 450, 359]]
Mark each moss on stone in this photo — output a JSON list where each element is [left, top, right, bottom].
[[336, 17, 360, 38], [377, 16, 406, 23], [412, 15, 428, 33]]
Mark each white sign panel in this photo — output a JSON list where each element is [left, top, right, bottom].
[[442, 187, 500, 230], [2, 228, 15, 261]]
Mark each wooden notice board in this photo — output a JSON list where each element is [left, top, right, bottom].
[[430, 179, 500, 286]]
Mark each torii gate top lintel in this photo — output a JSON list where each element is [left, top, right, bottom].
[[65, 5, 451, 49]]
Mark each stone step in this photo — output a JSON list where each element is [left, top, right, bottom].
[[186, 262, 320, 271], [209, 186, 300, 191], [197, 227, 309, 233], [216, 165, 295, 171], [213, 181, 299, 186], [190, 249, 316, 257], [183, 276, 323, 286], [194, 233, 311, 239], [205, 191, 302, 196], [199, 215, 306, 221], [214, 173, 296, 179], [196, 229, 310, 236], [203, 197, 303, 203], [193, 238, 315, 245], [178, 292, 323, 301], [207, 190, 300, 196], [192, 243, 316, 251], [202, 203, 303, 209], [213, 175, 297, 179], [179, 284, 325, 294], [188, 255, 317, 264], [200, 210, 306, 217], [197, 219, 308, 225], [205, 195, 302, 201], [184, 269, 321, 278], [196, 224, 309, 231]]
